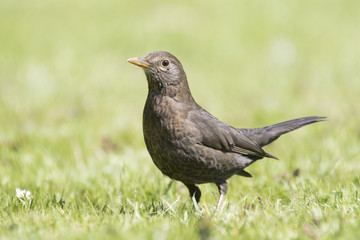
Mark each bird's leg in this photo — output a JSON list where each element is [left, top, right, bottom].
[[163, 180, 174, 196], [216, 181, 228, 210], [184, 183, 202, 210]]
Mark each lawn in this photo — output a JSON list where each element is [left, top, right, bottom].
[[0, 0, 359, 239]]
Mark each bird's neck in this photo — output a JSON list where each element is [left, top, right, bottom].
[[148, 80, 194, 103], [164, 81, 194, 102]]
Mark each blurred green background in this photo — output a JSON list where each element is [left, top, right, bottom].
[[1, 0, 360, 239]]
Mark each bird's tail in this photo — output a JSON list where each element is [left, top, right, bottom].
[[238, 116, 326, 147]]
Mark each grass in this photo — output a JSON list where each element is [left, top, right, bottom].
[[1, 0, 360, 239]]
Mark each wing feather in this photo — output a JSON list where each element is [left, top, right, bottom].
[[188, 109, 277, 159]]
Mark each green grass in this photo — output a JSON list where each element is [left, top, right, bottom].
[[1, 0, 360, 239]]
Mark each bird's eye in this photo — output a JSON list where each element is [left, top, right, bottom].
[[161, 59, 170, 67]]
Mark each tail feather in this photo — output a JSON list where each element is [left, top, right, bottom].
[[238, 116, 326, 147]]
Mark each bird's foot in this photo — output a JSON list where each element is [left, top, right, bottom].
[[216, 181, 228, 214]]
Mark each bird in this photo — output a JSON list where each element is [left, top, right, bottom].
[[127, 51, 325, 209]]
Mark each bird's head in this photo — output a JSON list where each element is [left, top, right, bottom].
[[128, 51, 192, 99]]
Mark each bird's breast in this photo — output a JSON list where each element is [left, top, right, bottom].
[[143, 95, 190, 143], [142, 94, 251, 184], [142, 95, 199, 176]]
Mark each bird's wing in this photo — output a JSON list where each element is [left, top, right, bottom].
[[187, 109, 277, 159]]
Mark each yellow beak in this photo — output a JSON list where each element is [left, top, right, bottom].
[[127, 57, 150, 68]]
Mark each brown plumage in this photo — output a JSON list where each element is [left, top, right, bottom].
[[127, 51, 325, 208]]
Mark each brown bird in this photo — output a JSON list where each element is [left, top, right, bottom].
[[127, 51, 325, 209]]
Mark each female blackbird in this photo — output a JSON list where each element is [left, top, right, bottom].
[[128, 51, 324, 209]]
